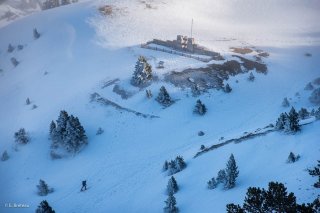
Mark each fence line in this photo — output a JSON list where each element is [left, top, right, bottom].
[[140, 44, 212, 63]]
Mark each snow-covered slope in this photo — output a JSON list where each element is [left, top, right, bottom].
[[0, 1, 319, 212]]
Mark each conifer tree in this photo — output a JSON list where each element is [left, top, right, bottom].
[[298, 108, 309, 120], [304, 82, 314, 90], [225, 154, 239, 189], [175, 156, 186, 172], [131, 56, 152, 86], [26, 98, 31, 105], [282, 97, 290, 107], [194, 99, 207, 115], [216, 169, 227, 185], [225, 83, 232, 93], [1, 150, 9, 161], [167, 176, 178, 195], [37, 179, 53, 196], [14, 128, 29, 144], [248, 72, 255, 81], [243, 187, 265, 212], [287, 152, 300, 163], [164, 193, 179, 213], [226, 204, 244, 213], [309, 88, 320, 104], [33, 28, 40, 39], [156, 86, 173, 107], [308, 160, 320, 188], [11, 57, 19, 67], [7, 44, 14, 53], [35, 200, 55, 213], [163, 160, 169, 171], [288, 107, 300, 132], [207, 177, 217, 189]]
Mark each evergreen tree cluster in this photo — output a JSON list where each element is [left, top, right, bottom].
[[163, 156, 186, 175], [275, 107, 300, 132], [308, 160, 320, 188], [207, 154, 239, 190], [298, 107, 310, 120], [194, 99, 207, 115], [14, 128, 29, 144], [49, 110, 87, 154], [37, 179, 54, 196], [309, 88, 320, 105], [35, 200, 55, 213], [131, 56, 152, 87], [226, 181, 317, 213], [287, 152, 300, 163], [167, 176, 179, 195], [156, 86, 173, 107]]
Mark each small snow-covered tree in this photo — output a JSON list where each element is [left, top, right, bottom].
[[308, 160, 320, 188], [167, 160, 177, 175], [17, 44, 23, 50], [96, 127, 104, 135], [287, 152, 300, 163], [7, 44, 14, 53], [11, 57, 19, 67], [225, 154, 239, 189], [156, 86, 173, 107], [309, 88, 320, 105], [288, 107, 300, 132], [26, 98, 31, 105], [224, 83, 232, 93], [33, 28, 40, 39], [14, 128, 29, 144], [275, 113, 288, 130], [194, 99, 207, 115], [146, 89, 152, 99], [131, 56, 152, 87], [216, 169, 227, 185], [167, 176, 178, 195], [248, 72, 255, 81], [37, 179, 53, 196], [164, 193, 179, 213], [207, 177, 217, 189], [1, 150, 9, 161], [163, 160, 169, 171], [298, 108, 309, 120], [36, 200, 55, 213], [304, 82, 314, 90], [200, 144, 205, 150], [282, 97, 290, 107], [175, 156, 186, 172]]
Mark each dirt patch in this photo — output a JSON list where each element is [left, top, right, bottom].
[[230, 47, 253, 54]]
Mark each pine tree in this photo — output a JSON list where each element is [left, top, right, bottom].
[[7, 43, 14, 53], [163, 160, 169, 171], [156, 86, 173, 107], [131, 56, 152, 86], [35, 200, 55, 213], [26, 98, 31, 105], [1, 150, 9, 161], [11, 57, 19, 67], [194, 99, 207, 115], [207, 177, 217, 189], [146, 89, 152, 98], [226, 204, 244, 213], [288, 107, 300, 132], [225, 154, 239, 189], [298, 108, 309, 120], [287, 152, 300, 163], [167, 176, 178, 194], [33, 28, 40, 39], [304, 82, 314, 90], [225, 83, 232, 93], [263, 182, 297, 212], [164, 193, 179, 213], [96, 127, 104, 135], [216, 169, 227, 185], [275, 113, 288, 130], [243, 187, 265, 213], [309, 88, 320, 105], [282, 97, 290, 107], [37, 179, 53, 196], [14, 128, 29, 144], [175, 156, 186, 172], [248, 72, 255, 81], [167, 160, 177, 175], [308, 160, 320, 188]]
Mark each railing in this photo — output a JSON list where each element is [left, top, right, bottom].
[[140, 44, 212, 63]]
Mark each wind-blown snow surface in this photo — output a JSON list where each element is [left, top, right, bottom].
[[0, 1, 319, 212]]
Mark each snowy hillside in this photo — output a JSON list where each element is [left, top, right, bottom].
[[0, 0, 319, 212]]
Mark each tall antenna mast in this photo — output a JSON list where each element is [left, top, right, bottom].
[[191, 18, 193, 38]]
